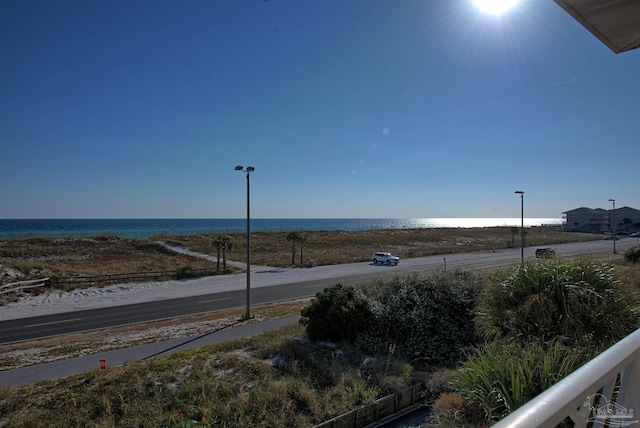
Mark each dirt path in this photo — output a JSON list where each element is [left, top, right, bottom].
[[160, 241, 248, 268]]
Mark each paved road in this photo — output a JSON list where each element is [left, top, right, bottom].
[[1, 238, 636, 344], [0, 315, 301, 387], [0, 238, 637, 388]]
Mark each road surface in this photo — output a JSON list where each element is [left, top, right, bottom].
[[0, 238, 636, 344]]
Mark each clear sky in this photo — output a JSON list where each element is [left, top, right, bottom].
[[1, 0, 638, 219]]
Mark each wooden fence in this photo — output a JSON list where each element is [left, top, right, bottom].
[[315, 383, 428, 428], [0, 278, 51, 295], [0, 267, 224, 294]]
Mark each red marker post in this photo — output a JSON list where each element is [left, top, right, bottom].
[[99, 358, 107, 371]]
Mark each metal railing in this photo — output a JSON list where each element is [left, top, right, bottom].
[[493, 328, 640, 428]]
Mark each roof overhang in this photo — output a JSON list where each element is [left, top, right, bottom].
[[554, 0, 640, 54]]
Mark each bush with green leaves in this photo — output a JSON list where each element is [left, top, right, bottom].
[[624, 245, 640, 263], [299, 283, 372, 343], [357, 271, 488, 366], [476, 260, 639, 349], [446, 340, 591, 425]]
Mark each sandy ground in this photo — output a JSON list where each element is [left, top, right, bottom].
[[5, 239, 631, 371], [0, 299, 309, 371], [0, 257, 377, 322], [1, 240, 350, 321], [0, 245, 317, 370]]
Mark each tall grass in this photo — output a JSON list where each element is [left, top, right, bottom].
[[2, 227, 597, 288], [3, 262, 637, 427], [166, 226, 595, 268], [440, 260, 640, 427], [0, 237, 214, 284], [445, 340, 591, 425], [0, 324, 404, 427]]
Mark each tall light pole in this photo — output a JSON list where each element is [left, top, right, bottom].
[[235, 165, 255, 319], [515, 191, 524, 265], [608, 198, 616, 254]]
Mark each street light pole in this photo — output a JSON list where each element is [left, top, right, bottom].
[[608, 198, 616, 254], [515, 191, 524, 265], [235, 165, 255, 319]]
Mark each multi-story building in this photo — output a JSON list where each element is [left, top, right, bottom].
[[563, 207, 640, 233]]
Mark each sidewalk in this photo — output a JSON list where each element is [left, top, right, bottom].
[[0, 315, 301, 388]]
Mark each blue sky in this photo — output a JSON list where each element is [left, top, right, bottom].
[[1, 0, 638, 219]]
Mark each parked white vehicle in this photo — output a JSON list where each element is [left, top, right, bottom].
[[371, 252, 400, 265]]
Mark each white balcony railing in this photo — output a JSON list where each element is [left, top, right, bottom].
[[493, 328, 640, 428]]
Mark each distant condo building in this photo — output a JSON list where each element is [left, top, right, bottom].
[[563, 206, 640, 233]]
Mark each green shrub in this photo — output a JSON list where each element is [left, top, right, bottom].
[[624, 245, 640, 263], [357, 271, 487, 366], [300, 283, 372, 343], [476, 260, 639, 349], [447, 340, 590, 425]]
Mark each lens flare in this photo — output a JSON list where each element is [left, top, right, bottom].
[[472, 0, 518, 14]]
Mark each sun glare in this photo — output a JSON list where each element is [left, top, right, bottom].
[[472, 0, 519, 14]]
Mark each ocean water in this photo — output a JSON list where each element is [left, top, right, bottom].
[[0, 218, 564, 239]]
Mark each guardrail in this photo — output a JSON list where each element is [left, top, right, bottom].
[[315, 383, 427, 428], [493, 327, 640, 428]]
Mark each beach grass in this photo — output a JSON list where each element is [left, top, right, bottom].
[[162, 225, 597, 267], [0, 226, 598, 289], [1, 262, 638, 428], [0, 237, 215, 283]]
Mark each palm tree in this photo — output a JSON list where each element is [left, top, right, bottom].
[[221, 235, 233, 271], [212, 236, 223, 273], [286, 231, 300, 265], [213, 235, 233, 272], [299, 233, 309, 266]]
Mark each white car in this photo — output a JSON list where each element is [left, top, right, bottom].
[[371, 252, 400, 265]]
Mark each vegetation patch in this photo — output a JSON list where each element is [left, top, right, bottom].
[[439, 340, 592, 425], [624, 245, 640, 263], [476, 259, 640, 349], [359, 271, 487, 366], [0, 324, 422, 428], [438, 260, 640, 426], [2, 255, 639, 427]]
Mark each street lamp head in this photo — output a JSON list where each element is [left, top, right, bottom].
[[235, 165, 255, 173], [608, 198, 615, 202], [515, 190, 524, 195]]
